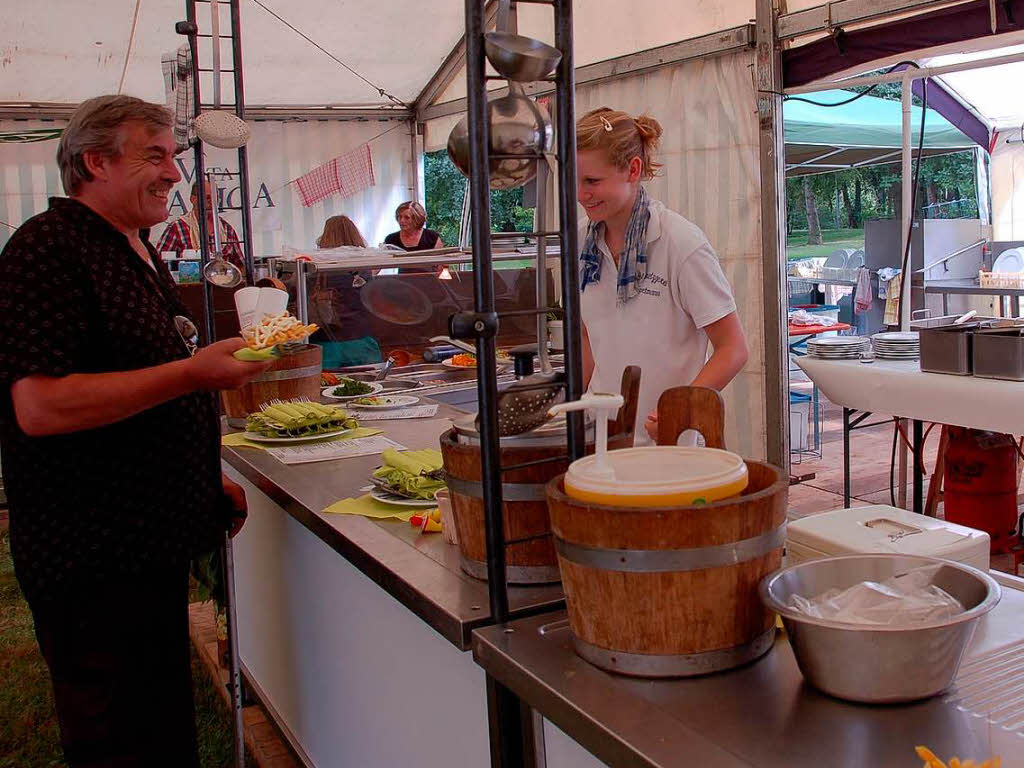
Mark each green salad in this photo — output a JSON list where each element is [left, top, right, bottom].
[[373, 449, 446, 500], [331, 378, 373, 397]]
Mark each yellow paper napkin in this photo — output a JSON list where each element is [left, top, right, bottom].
[[222, 427, 383, 450], [323, 494, 419, 522]]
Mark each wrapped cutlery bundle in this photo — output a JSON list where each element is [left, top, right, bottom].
[[372, 449, 446, 500], [245, 399, 358, 438]]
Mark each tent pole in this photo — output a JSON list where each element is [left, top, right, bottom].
[[901, 68, 913, 332], [898, 69, 913, 509]]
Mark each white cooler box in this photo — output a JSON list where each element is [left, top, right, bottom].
[[786, 505, 990, 571]]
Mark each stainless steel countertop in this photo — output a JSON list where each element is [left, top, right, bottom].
[[221, 399, 565, 651], [472, 580, 1024, 767], [925, 278, 1024, 297]]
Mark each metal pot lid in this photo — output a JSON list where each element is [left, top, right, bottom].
[[566, 446, 748, 497]]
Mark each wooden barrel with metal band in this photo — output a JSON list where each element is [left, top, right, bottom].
[[546, 463, 787, 677], [440, 430, 564, 583], [439, 365, 642, 584], [221, 344, 323, 427]]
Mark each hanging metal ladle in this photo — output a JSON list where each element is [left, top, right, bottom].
[[200, 171, 244, 288], [445, 0, 554, 191]]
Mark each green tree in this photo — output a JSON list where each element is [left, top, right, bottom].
[[424, 150, 535, 246]]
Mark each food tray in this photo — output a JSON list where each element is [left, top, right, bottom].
[[979, 270, 1024, 289], [918, 324, 979, 376], [972, 327, 1024, 381]]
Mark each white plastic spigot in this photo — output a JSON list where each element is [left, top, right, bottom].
[[548, 393, 624, 480]]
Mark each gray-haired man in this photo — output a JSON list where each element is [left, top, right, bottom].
[[0, 95, 268, 766]]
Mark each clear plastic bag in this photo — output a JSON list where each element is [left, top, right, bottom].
[[788, 565, 964, 625]]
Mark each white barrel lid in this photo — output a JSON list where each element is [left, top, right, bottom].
[[566, 446, 747, 497]]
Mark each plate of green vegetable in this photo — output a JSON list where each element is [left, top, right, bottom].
[[243, 400, 360, 442], [370, 448, 446, 502], [322, 379, 383, 400]]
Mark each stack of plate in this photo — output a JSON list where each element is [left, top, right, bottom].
[[871, 331, 920, 359], [806, 336, 869, 359]]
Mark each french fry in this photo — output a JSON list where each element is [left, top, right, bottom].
[[916, 747, 947, 768], [915, 747, 1001, 768], [240, 312, 318, 350]]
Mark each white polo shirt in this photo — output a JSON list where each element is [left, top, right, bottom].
[[580, 198, 737, 445]]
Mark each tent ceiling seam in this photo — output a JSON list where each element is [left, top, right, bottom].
[[247, 0, 409, 108], [420, 23, 755, 123]]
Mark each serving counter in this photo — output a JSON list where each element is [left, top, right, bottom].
[[221, 398, 564, 767], [472, 578, 1024, 768]]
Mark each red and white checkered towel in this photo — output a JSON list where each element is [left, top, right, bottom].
[[292, 144, 375, 207]]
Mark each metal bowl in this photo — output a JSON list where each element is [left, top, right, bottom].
[[760, 554, 1001, 703], [484, 32, 561, 82]]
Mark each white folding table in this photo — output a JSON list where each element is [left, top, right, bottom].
[[794, 356, 1024, 512]]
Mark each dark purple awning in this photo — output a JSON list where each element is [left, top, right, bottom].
[[782, 0, 1024, 150]]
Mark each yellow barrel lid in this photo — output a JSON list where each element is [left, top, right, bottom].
[[565, 446, 748, 501]]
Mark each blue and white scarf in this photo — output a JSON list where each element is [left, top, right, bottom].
[[579, 186, 651, 305]]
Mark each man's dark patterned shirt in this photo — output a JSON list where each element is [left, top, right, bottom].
[[0, 198, 226, 606]]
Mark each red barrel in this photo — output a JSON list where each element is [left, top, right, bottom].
[[943, 427, 1019, 554]]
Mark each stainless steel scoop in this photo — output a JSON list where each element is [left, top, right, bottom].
[[201, 171, 244, 288]]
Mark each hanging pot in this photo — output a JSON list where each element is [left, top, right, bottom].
[[446, 82, 552, 191]]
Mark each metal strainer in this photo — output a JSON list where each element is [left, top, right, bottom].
[[490, 370, 566, 437], [195, 110, 251, 149]]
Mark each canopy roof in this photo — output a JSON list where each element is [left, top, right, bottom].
[[784, 89, 976, 177], [3, 0, 754, 110]]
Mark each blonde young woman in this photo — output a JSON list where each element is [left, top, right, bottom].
[[576, 107, 748, 444]]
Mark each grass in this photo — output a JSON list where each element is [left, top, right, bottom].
[[786, 227, 864, 261], [0, 530, 240, 767]]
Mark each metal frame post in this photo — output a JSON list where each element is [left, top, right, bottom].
[[222, 535, 245, 768], [913, 419, 924, 514], [463, 3, 525, 762], [464, 0, 508, 625], [184, 1, 215, 344], [554, 0, 585, 462], [756, 0, 789, 468], [843, 407, 852, 506], [229, 0, 256, 283]]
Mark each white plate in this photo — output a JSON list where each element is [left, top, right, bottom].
[[807, 336, 868, 347], [322, 382, 384, 400], [872, 331, 919, 342], [241, 427, 354, 444], [347, 395, 420, 409], [993, 248, 1024, 274], [369, 486, 438, 507]]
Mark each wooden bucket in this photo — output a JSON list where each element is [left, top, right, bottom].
[[438, 366, 642, 585], [545, 461, 787, 678], [221, 344, 323, 426], [440, 429, 564, 584]]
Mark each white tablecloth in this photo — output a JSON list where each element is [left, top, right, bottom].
[[794, 357, 1024, 434]]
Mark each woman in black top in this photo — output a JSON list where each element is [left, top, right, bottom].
[[384, 201, 443, 251]]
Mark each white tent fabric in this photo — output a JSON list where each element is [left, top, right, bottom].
[[5, 0, 753, 108], [4, 0, 463, 107], [572, 51, 766, 459], [0, 118, 415, 255], [990, 136, 1024, 240]]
